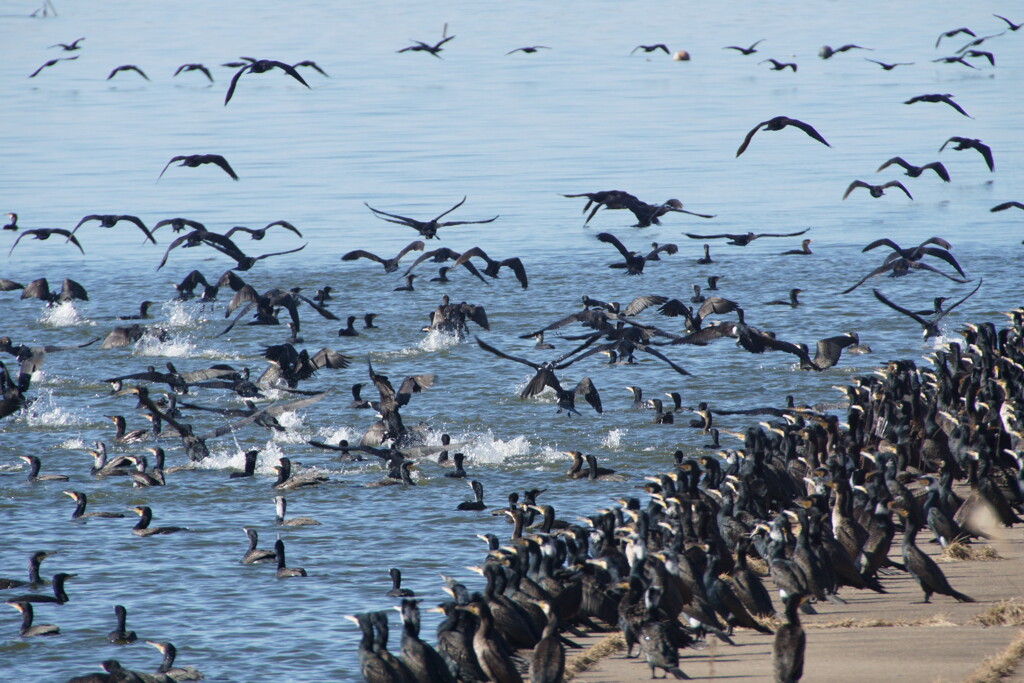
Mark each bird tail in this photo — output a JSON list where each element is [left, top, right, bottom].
[[952, 589, 975, 603], [668, 667, 690, 679]]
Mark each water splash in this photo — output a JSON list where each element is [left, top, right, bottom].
[[453, 429, 532, 465], [38, 301, 86, 327], [602, 429, 627, 449], [417, 329, 462, 352], [14, 389, 86, 427], [161, 300, 207, 327]]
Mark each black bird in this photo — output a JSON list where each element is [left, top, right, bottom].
[[865, 58, 914, 70], [931, 55, 977, 68], [341, 241, 426, 272], [723, 39, 765, 55], [338, 316, 359, 337], [819, 44, 870, 58], [631, 44, 670, 54], [129, 506, 186, 536], [364, 313, 378, 328], [107, 65, 149, 80], [173, 63, 213, 82], [993, 14, 1022, 31], [274, 536, 307, 578], [507, 46, 550, 55], [386, 568, 415, 598], [563, 190, 713, 226], [773, 594, 807, 683], [147, 641, 205, 681], [3, 213, 17, 230], [393, 274, 417, 291], [842, 180, 912, 200], [872, 280, 982, 338], [841, 238, 967, 294], [241, 528, 276, 564], [780, 239, 812, 255], [71, 214, 156, 243], [153, 217, 207, 235], [28, 56, 78, 78], [456, 480, 487, 511], [936, 27, 975, 47], [62, 491, 125, 520], [0, 551, 52, 589], [18, 277, 88, 304], [158, 154, 239, 181], [398, 30, 456, 58], [452, 247, 530, 288], [991, 201, 1024, 212], [49, 37, 84, 51], [597, 232, 677, 274], [889, 503, 974, 603], [365, 196, 498, 239], [760, 58, 797, 71], [876, 157, 950, 182], [939, 137, 994, 171], [9, 228, 84, 256], [765, 288, 802, 307], [904, 94, 971, 118], [6, 601, 58, 637], [108, 605, 136, 644], [8, 572, 73, 603], [735, 117, 829, 157], [685, 228, 809, 246], [224, 220, 303, 241], [475, 337, 602, 415], [293, 60, 329, 76], [224, 59, 310, 104], [964, 50, 995, 66]]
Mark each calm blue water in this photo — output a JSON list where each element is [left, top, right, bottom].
[[2, 1, 1023, 680]]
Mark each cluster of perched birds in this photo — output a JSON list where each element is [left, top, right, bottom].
[[5, 5, 1024, 683]]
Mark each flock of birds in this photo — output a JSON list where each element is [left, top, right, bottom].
[[5, 5, 1024, 683]]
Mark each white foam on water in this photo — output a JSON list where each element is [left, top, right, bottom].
[[15, 389, 86, 427], [417, 329, 462, 352], [602, 428, 627, 449], [57, 437, 88, 450], [39, 301, 86, 327], [451, 429, 532, 465], [161, 300, 208, 327]]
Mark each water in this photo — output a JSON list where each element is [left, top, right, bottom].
[[2, 1, 1022, 680]]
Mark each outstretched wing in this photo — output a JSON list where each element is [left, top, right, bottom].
[[475, 337, 541, 369], [596, 232, 631, 259], [735, 120, 768, 157]]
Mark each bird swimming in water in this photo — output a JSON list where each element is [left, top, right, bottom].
[[9, 228, 84, 256], [780, 239, 812, 255], [6, 601, 59, 636], [2, 213, 17, 230], [108, 605, 137, 644], [129, 506, 186, 536], [20, 455, 68, 482], [393, 274, 417, 291], [158, 154, 239, 181], [173, 63, 214, 82], [274, 495, 321, 526], [723, 39, 764, 55], [904, 93, 972, 118], [241, 528, 276, 564], [0, 551, 53, 589], [62, 491, 125, 520], [456, 480, 487, 511], [274, 536, 307, 577], [146, 641, 205, 681], [224, 59, 310, 104], [842, 180, 913, 200], [939, 137, 994, 171], [364, 196, 498, 239], [735, 117, 829, 157], [107, 65, 149, 81], [386, 568, 415, 597]]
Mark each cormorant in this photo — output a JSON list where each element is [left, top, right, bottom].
[[889, 503, 974, 602], [274, 536, 308, 578], [224, 59, 310, 104], [274, 495, 321, 526], [158, 154, 239, 182], [108, 605, 137, 644], [147, 641, 205, 681], [174, 63, 213, 82], [6, 601, 59, 636], [819, 44, 870, 58], [365, 197, 497, 239], [772, 594, 807, 682], [107, 65, 149, 80], [241, 528, 276, 564], [735, 117, 829, 157], [20, 455, 68, 482], [29, 56, 78, 78], [457, 480, 487, 511], [129, 506, 186, 536], [387, 568, 415, 598], [63, 491, 125, 520], [723, 39, 764, 55]]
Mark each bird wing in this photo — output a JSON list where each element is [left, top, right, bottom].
[[939, 95, 971, 118], [224, 64, 251, 104], [916, 247, 965, 276], [498, 258, 528, 289], [475, 337, 540, 370], [341, 249, 386, 265], [202, 155, 239, 180], [224, 226, 257, 239], [267, 61, 311, 88], [735, 120, 768, 157], [395, 240, 426, 261], [684, 232, 735, 240], [935, 278, 983, 320], [843, 180, 871, 199], [462, 304, 489, 330], [310, 348, 350, 370], [840, 262, 895, 294], [670, 323, 735, 346], [784, 117, 830, 147], [253, 243, 307, 261], [438, 215, 499, 227], [157, 156, 187, 181], [20, 278, 50, 299], [60, 278, 89, 301], [882, 180, 913, 199], [813, 334, 858, 369], [905, 260, 969, 283], [596, 232, 631, 259], [574, 377, 603, 413], [264, 220, 303, 236], [120, 215, 157, 243], [452, 245, 494, 268], [875, 157, 909, 173], [364, 202, 418, 226], [622, 295, 668, 317], [872, 289, 931, 327], [921, 162, 951, 182], [433, 196, 468, 221], [638, 345, 690, 375]]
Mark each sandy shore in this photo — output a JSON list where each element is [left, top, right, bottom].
[[568, 525, 1024, 682]]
